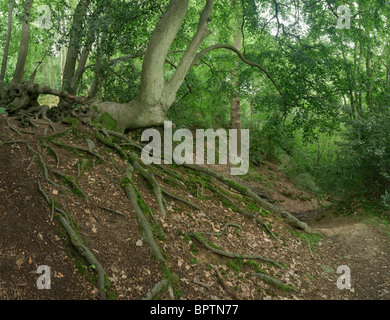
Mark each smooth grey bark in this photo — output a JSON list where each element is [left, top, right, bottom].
[[94, 0, 215, 130], [93, 0, 286, 131]]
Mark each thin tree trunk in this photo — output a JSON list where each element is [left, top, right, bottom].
[[89, 32, 107, 99], [44, 62, 48, 86], [59, 50, 63, 84], [230, 0, 243, 155], [11, 0, 33, 85], [0, 0, 15, 90], [366, 55, 372, 109], [62, 0, 91, 92], [356, 42, 363, 115], [349, 89, 355, 120], [51, 56, 55, 88]]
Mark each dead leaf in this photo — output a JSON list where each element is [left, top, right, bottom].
[[15, 258, 24, 269]]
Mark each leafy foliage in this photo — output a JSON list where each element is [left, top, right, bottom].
[[1, 0, 390, 203]]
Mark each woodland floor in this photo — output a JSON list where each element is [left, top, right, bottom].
[[0, 113, 389, 300]]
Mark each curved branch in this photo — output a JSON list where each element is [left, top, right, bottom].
[[193, 44, 290, 107], [84, 53, 145, 72]]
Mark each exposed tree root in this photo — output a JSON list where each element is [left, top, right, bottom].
[[49, 139, 105, 163], [154, 163, 184, 181], [252, 272, 296, 293], [31, 118, 55, 132], [3, 83, 85, 123], [96, 130, 169, 219], [105, 129, 144, 152], [161, 187, 201, 211], [215, 269, 242, 300], [27, 155, 37, 170], [197, 222, 242, 237], [2, 115, 310, 300], [96, 131, 128, 159], [27, 144, 61, 188], [1, 140, 26, 145], [142, 279, 169, 300], [6, 118, 23, 136], [53, 171, 89, 202], [37, 181, 108, 300], [187, 232, 284, 269], [44, 128, 72, 140], [208, 184, 277, 240], [123, 165, 166, 263], [40, 140, 60, 167], [183, 164, 312, 233], [96, 204, 126, 218], [137, 165, 167, 218]]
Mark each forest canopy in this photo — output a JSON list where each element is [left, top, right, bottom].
[[1, 0, 390, 200]]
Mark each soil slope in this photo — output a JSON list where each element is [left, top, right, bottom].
[[0, 115, 389, 300]]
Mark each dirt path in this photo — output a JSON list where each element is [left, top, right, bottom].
[[309, 214, 390, 299]]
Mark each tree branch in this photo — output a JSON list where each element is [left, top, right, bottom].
[[137, 0, 190, 106], [193, 44, 290, 106], [165, 0, 215, 102]]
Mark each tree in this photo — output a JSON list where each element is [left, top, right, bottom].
[[0, 0, 289, 131], [0, 0, 14, 94], [93, 0, 216, 130], [230, 0, 243, 155], [11, 0, 33, 85]]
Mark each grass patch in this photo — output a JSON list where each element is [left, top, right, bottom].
[[290, 229, 323, 251]]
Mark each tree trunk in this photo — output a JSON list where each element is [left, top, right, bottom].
[[0, 0, 15, 91], [51, 56, 55, 88], [62, 0, 91, 92], [366, 55, 372, 109], [11, 0, 33, 85], [89, 31, 107, 99], [94, 0, 215, 131], [44, 62, 48, 86], [230, 0, 243, 155]]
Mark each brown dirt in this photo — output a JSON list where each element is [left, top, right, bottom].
[[311, 214, 390, 299], [1, 115, 389, 300]]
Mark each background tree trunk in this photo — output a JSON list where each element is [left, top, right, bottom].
[[230, 0, 242, 155], [11, 0, 33, 85], [89, 32, 107, 99], [62, 0, 91, 92], [0, 0, 15, 91]]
